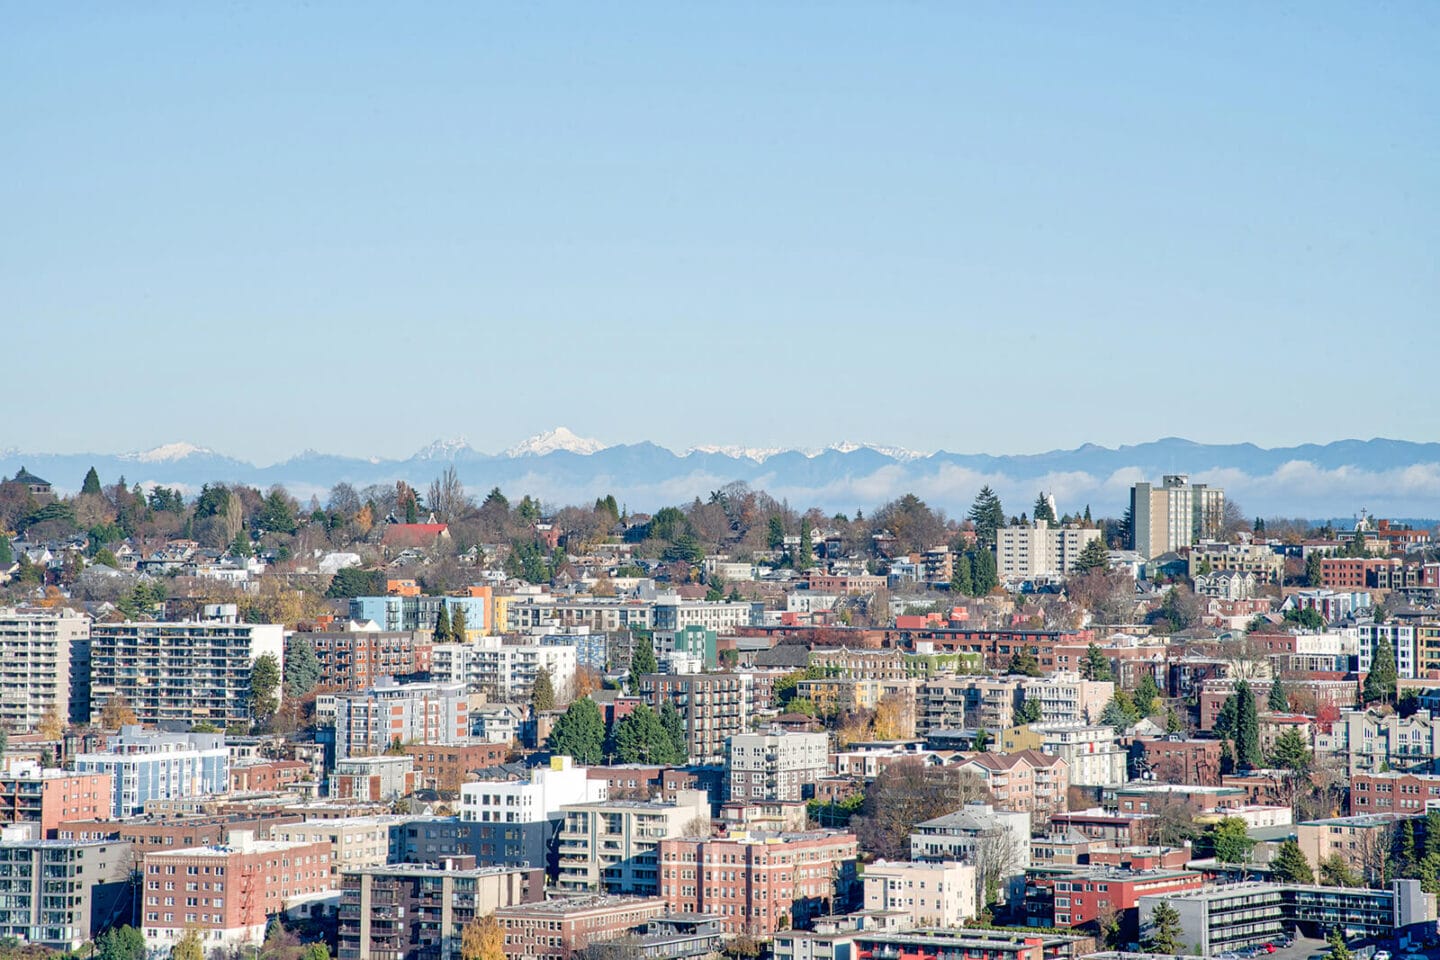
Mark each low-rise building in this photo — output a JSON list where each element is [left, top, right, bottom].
[[556, 790, 710, 895], [493, 895, 670, 960], [863, 859, 978, 928], [74, 727, 229, 818], [269, 816, 404, 880], [404, 741, 509, 792], [726, 730, 828, 802], [0, 827, 133, 950], [333, 756, 416, 801], [0, 767, 112, 836]]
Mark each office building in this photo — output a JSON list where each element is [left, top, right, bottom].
[[88, 608, 283, 726]]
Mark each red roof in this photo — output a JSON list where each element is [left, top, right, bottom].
[[382, 523, 450, 548]]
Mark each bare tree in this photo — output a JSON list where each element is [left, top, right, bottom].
[[427, 466, 470, 525], [973, 826, 1021, 906], [852, 760, 989, 860]]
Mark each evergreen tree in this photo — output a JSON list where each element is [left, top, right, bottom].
[[0, 537, 12, 566], [1364, 636, 1398, 705], [1134, 674, 1160, 717], [547, 698, 605, 764], [659, 699, 688, 763], [973, 726, 991, 752], [1327, 926, 1352, 960], [1071, 538, 1110, 575], [1144, 901, 1183, 955], [1395, 820, 1417, 875], [797, 518, 814, 571], [630, 635, 658, 689], [1165, 708, 1185, 734], [250, 654, 281, 722], [613, 704, 678, 764], [1210, 816, 1256, 863], [967, 486, 1006, 549], [767, 516, 785, 550], [1015, 698, 1043, 725], [284, 638, 322, 698], [451, 604, 468, 640], [1271, 838, 1315, 883], [1268, 675, 1289, 712], [1269, 727, 1312, 772], [1081, 643, 1113, 681], [950, 554, 974, 596], [434, 604, 452, 641], [1306, 551, 1325, 587], [530, 667, 556, 713], [1007, 648, 1042, 677], [1215, 693, 1240, 740], [81, 467, 102, 496], [1233, 679, 1262, 768], [1101, 698, 1136, 734], [1032, 493, 1056, 524], [970, 548, 999, 595], [1083, 504, 1092, 525]]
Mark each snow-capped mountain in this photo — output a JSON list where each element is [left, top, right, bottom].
[[4, 435, 1440, 518], [120, 442, 216, 463], [505, 427, 608, 458]]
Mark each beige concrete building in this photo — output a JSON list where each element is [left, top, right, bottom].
[[996, 521, 1103, 581], [1130, 475, 1224, 559], [556, 790, 711, 895], [863, 860, 979, 927], [0, 608, 88, 730], [270, 815, 405, 879]]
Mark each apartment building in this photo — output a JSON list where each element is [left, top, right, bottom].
[[996, 521, 1103, 581], [74, 727, 229, 817], [1130, 475, 1224, 559], [88, 608, 283, 726], [863, 860, 978, 928], [0, 768, 112, 836], [459, 756, 607, 873], [348, 595, 488, 636], [726, 731, 829, 802], [1316, 709, 1440, 776], [1138, 879, 1429, 955], [920, 677, 1019, 734], [1005, 722, 1127, 786], [638, 673, 752, 763], [955, 750, 1069, 815], [299, 631, 428, 692], [1019, 672, 1115, 725], [0, 827, 133, 950], [1320, 556, 1403, 590], [653, 598, 754, 632], [909, 803, 1032, 884], [493, 895, 669, 960], [556, 790, 710, 895], [1187, 540, 1285, 584], [333, 756, 417, 801], [1031, 866, 1203, 928], [659, 830, 859, 937], [774, 927, 1094, 960], [429, 638, 576, 702], [269, 816, 404, 879], [1350, 771, 1440, 815], [332, 679, 470, 759], [505, 597, 655, 633], [402, 741, 508, 792], [337, 859, 543, 960], [140, 833, 334, 949], [1358, 622, 1419, 679], [0, 607, 89, 729]]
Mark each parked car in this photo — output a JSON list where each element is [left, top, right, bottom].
[[1374, 950, 1392, 960]]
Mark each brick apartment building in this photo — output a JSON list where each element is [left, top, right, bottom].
[[230, 759, 311, 794], [0, 769, 112, 837], [403, 741, 509, 792], [141, 833, 334, 949], [301, 631, 431, 692], [494, 895, 669, 960], [658, 831, 859, 937], [1133, 737, 1225, 786], [1349, 771, 1440, 815]]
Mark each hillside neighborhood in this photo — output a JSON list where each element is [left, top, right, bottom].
[[0, 463, 1436, 960]]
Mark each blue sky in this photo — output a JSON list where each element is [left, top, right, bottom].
[[4, 2, 1436, 464]]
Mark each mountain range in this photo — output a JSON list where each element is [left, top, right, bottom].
[[4, 429, 1439, 521]]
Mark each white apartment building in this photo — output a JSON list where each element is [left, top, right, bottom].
[[459, 756, 607, 870], [863, 860, 979, 928], [726, 731, 829, 802], [1031, 722, 1128, 786], [652, 598, 754, 632], [996, 521, 1103, 581], [73, 727, 229, 817], [88, 605, 283, 726], [429, 638, 577, 702], [0, 607, 89, 730], [1019, 672, 1114, 725], [556, 790, 711, 896], [1358, 623, 1418, 679], [332, 679, 470, 759]]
